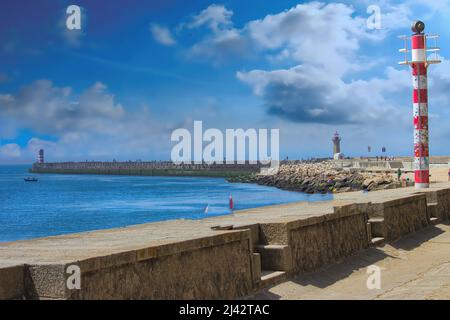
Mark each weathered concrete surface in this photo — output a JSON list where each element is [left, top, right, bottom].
[[250, 222, 450, 300], [257, 204, 369, 274], [336, 183, 450, 241], [287, 205, 369, 273], [21, 230, 255, 299], [0, 182, 449, 299], [423, 188, 450, 221], [0, 263, 24, 300], [71, 232, 253, 299], [367, 194, 429, 241], [255, 245, 292, 272], [31, 161, 261, 178]]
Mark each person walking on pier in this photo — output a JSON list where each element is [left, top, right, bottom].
[[397, 168, 402, 181], [229, 194, 234, 211]]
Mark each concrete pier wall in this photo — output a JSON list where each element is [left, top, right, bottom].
[[332, 158, 449, 171], [30, 161, 262, 178], [24, 230, 255, 300], [368, 194, 429, 241], [256, 204, 369, 274], [423, 188, 450, 221], [0, 265, 24, 300], [287, 205, 369, 273]]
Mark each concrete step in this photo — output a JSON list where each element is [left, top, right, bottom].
[[368, 218, 385, 238], [259, 270, 287, 289], [255, 245, 293, 272], [211, 225, 233, 231], [371, 237, 385, 246], [427, 203, 438, 221], [251, 253, 261, 282], [430, 217, 441, 225]]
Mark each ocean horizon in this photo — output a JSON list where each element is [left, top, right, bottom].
[[0, 165, 332, 242]]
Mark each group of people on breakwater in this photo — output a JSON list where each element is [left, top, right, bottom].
[[228, 161, 403, 194], [32, 161, 262, 171]]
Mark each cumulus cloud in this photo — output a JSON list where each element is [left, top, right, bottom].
[[178, 1, 449, 65], [148, 0, 449, 146], [186, 4, 234, 32], [238, 65, 410, 125], [231, 2, 403, 125], [180, 2, 386, 68], [0, 80, 126, 135], [358, 0, 450, 35], [246, 2, 372, 76], [181, 4, 249, 63], [0, 80, 173, 162], [231, 0, 450, 127], [429, 59, 450, 107], [0, 143, 21, 159], [151, 23, 176, 46], [189, 29, 249, 63]]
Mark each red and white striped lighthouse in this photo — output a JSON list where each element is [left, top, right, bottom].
[[38, 149, 44, 164], [399, 21, 441, 189]]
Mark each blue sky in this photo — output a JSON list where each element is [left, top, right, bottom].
[[1, 0, 449, 163]]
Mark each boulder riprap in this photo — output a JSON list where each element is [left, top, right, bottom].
[[228, 161, 401, 194]]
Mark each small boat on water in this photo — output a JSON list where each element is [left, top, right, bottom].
[[24, 177, 38, 182]]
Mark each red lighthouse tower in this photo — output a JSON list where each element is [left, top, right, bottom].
[[38, 149, 44, 164], [399, 21, 441, 189]]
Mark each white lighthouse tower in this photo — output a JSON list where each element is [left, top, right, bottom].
[[332, 131, 344, 160]]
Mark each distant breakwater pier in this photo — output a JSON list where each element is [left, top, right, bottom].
[[31, 157, 450, 194], [30, 161, 262, 178]]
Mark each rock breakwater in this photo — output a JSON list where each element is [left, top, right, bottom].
[[228, 161, 404, 194]]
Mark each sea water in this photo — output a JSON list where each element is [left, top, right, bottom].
[[0, 165, 332, 242]]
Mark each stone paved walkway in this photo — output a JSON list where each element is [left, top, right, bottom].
[[250, 221, 450, 300]]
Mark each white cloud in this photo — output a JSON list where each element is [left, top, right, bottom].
[[181, 1, 449, 67], [237, 65, 408, 125], [186, 4, 233, 32], [0, 143, 21, 159], [230, 0, 450, 130], [0, 80, 173, 162], [180, 4, 249, 64], [246, 2, 371, 76], [232, 2, 405, 125], [179, 2, 397, 68], [0, 94, 15, 104], [342, 0, 450, 27], [429, 59, 450, 109], [0, 80, 125, 134], [181, 2, 382, 70], [188, 28, 248, 63], [151, 23, 176, 46]]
